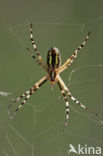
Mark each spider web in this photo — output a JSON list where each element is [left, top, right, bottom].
[[0, 0, 103, 156]]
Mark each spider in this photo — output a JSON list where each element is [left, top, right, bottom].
[[8, 23, 98, 130]]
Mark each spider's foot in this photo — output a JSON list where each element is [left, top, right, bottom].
[[63, 123, 68, 132], [10, 113, 15, 119], [88, 31, 91, 35], [30, 23, 33, 28], [7, 99, 16, 109], [63, 125, 67, 132]]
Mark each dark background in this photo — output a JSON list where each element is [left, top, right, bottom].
[[0, 0, 103, 156]]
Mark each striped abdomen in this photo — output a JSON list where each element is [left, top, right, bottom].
[[47, 47, 61, 82]]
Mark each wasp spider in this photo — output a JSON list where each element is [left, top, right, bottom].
[[8, 24, 98, 130]]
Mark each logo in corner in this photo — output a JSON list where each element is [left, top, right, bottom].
[[68, 144, 101, 155], [68, 144, 78, 154]]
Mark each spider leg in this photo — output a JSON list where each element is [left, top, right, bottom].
[[30, 23, 48, 71], [27, 48, 41, 65], [7, 90, 30, 109], [58, 81, 70, 131], [57, 75, 98, 116], [27, 48, 47, 72], [60, 31, 91, 73], [9, 75, 48, 119]]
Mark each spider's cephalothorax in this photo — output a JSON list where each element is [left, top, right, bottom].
[[47, 47, 61, 83], [8, 24, 98, 131]]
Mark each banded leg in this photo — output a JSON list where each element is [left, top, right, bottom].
[[27, 48, 47, 72], [27, 48, 41, 66], [60, 31, 91, 73], [30, 23, 48, 71], [58, 81, 70, 131], [57, 75, 98, 116], [9, 75, 48, 119], [7, 90, 30, 109], [68, 93, 98, 116]]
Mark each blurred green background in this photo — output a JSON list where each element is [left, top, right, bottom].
[[0, 0, 103, 156]]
